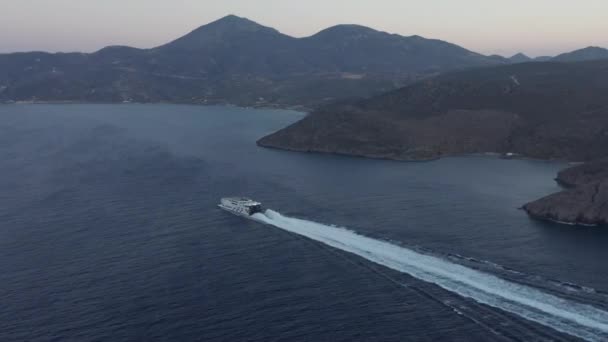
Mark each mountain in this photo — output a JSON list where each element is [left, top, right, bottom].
[[157, 15, 288, 51], [258, 59, 608, 161], [553, 46, 608, 62], [509, 53, 532, 63], [509, 54, 556, 63], [151, 15, 304, 77], [488, 54, 510, 63], [301, 25, 500, 73], [0, 15, 505, 107]]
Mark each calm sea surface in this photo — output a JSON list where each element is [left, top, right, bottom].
[[1, 104, 607, 341]]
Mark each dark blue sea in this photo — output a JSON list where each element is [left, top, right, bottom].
[[1, 104, 608, 341]]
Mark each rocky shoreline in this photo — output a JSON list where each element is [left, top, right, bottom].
[[260, 134, 608, 227], [256, 142, 442, 162], [523, 160, 608, 227]]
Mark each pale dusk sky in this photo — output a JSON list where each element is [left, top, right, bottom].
[[1, 0, 607, 57]]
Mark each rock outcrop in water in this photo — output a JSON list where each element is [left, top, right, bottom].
[[523, 160, 608, 226]]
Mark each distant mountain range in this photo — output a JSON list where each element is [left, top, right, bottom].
[[509, 53, 533, 63], [508, 53, 554, 63], [1, 15, 606, 108], [524, 158, 608, 226], [553, 46, 608, 62]]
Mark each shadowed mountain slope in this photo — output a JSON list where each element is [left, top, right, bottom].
[[259, 60, 608, 161]]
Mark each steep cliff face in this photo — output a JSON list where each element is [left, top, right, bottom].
[[524, 160, 608, 226]]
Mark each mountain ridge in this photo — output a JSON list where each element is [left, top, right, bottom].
[[258, 59, 608, 161], [509, 53, 532, 63], [155, 15, 289, 51], [0, 15, 506, 107], [553, 46, 608, 62], [1, 15, 607, 108]]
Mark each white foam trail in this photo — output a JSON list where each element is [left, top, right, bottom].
[[252, 210, 608, 341]]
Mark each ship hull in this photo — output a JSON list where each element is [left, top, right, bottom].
[[218, 204, 255, 218], [218, 197, 263, 218]]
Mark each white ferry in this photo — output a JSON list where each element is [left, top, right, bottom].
[[218, 197, 263, 217]]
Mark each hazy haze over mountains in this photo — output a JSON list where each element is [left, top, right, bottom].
[[3, 0, 608, 57], [1, 15, 606, 108], [0, 15, 502, 107], [553, 46, 608, 62]]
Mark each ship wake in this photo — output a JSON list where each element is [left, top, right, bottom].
[[252, 209, 608, 341]]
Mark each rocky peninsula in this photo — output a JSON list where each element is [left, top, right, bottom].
[[258, 60, 608, 226], [523, 160, 608, 226]]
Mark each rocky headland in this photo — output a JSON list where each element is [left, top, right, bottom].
[[258, 60, 608, 226], [523, 160, 608, 226]]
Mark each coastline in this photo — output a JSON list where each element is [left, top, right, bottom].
[[0, 100, 312, 114], [523, 210, 600, 228], [258, 139, 606, 227], [255, 143, 442, 162], [256, 139, 575, 164], [2, 101, 601, 228]]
